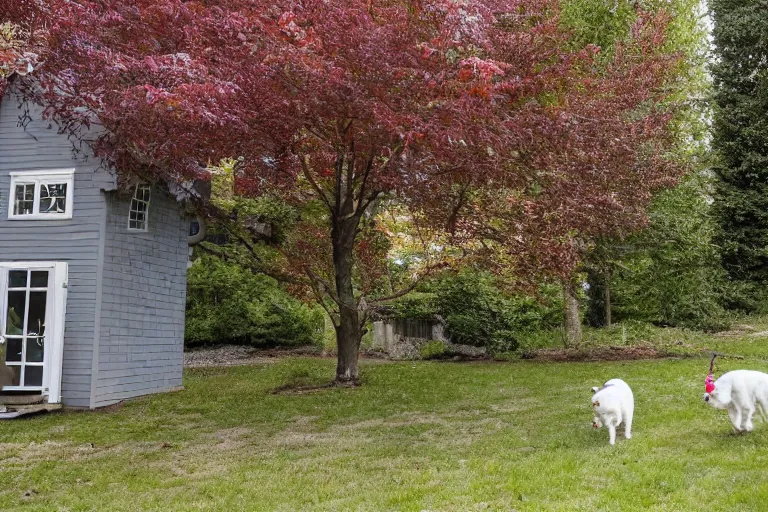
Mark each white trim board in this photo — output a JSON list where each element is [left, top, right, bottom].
[[0, 262, 68, 404]]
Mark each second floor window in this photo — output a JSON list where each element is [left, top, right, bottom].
[[128, 183, 151, 231], [8, 169, 75, 220]]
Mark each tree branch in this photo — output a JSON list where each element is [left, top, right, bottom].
[[446, 185, 469, 233], [358, 309, 369, 331], [300, 155, 333, 211], [305, 267, 341, 306], [306, 277, 339, 327], [346, 140, 356, 211], [334, 150, 346, 218], [197, 242, 298, 285], [367, 262, 449, 305], [230, 230, 264, 265], [355, 151, 377, 217]]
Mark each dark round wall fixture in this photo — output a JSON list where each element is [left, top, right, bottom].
[[188, 216, 206, 245]]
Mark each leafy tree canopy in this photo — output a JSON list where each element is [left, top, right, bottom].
[[3, 0, 684, 381]]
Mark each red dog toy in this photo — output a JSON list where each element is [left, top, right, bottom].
[[705, 374, 715, 394], [705, 353, 716, 393]]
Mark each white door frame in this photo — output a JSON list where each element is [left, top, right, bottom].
[[0, 262, 68, 403]]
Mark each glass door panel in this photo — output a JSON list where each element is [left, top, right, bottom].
[[3, 269, 49, 389]]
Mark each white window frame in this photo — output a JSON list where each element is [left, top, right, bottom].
[[8, 169, 75, 220], [127, 183, 151, 232]]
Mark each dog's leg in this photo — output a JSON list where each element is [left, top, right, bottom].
[[624, 408, 633, 439], [758, 401, 768, 423], [744, 406, 756, 432], [755, 393, 768, 423], [608, 423, 616, 445], [728, 406, 743, 433]]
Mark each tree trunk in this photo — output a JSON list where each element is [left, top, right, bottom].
[[604, 269, 612, 328], [332, 216, 362, 384], [335, 305, 361, 384], [562, 280, 582, 348]]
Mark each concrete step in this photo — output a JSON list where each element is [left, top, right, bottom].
[[0, 403, 62, 419], [0, 394, 46, 405]]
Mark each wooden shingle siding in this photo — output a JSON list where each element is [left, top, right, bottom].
[[94, 189, 187, 407], [0, 90, 109, 408]]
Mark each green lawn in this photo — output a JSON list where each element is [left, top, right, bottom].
[[3, 334, 768, 511]]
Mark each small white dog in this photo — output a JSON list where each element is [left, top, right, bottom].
[[704, 370, 768, 432], [591, 378, 634, 445]]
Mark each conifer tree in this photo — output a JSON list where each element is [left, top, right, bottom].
[[711, 0, 768, 310]]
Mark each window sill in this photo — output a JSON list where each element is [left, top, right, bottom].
[[7, 214, 73, 221]]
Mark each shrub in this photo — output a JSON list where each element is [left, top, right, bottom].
[[392, 269, 562, 353], [434, 271, 561, 352], [419, 340, 447, 359], [185, 256, 323, 347]]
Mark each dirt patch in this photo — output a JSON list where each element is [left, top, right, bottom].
[[97, 401, 127, 414], [208, 427, 253, 451], [715, 324, 757, 337], [522, 345, 675, 362], [271, 380, 352, 395], [185, 342, 690, 368], [184, 345, 323, 368], [347, 413, 452, 431]]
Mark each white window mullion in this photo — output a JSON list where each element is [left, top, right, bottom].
[[32, 182, 40, 216]]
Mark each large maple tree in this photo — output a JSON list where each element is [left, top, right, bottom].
[[0, 1, 47, 94], [3, 0, 681, 382]]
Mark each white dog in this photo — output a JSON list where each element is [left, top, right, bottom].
[[591, 378, 634, 445], [704, 370, 768, 432]]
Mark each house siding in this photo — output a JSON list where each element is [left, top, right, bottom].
[[0, 90, 108, 407], [94, 187, 187, 407]]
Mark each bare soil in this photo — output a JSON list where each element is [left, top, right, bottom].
[[185, 342, 683, 369], [184, 345, 322, 368], [270, 382, 344, 395]]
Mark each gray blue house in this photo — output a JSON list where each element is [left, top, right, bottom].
[[0, 84, 191, 408]]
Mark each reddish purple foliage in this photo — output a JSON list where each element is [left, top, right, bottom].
[[2, 0, 682, 378], [6, 2, 678, 270]]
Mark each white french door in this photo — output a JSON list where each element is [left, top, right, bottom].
[[0, 262, 67, 403]]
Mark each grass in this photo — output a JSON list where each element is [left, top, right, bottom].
[[514, 315, 768, 358], [4, 327, 768, 510]]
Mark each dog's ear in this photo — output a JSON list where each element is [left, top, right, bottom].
[[591, 386, 599, 393], [593, 400, 600, 407]]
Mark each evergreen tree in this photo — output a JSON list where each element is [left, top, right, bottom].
[[585, 175, 727, 331], [711, 0, 768, 310]]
